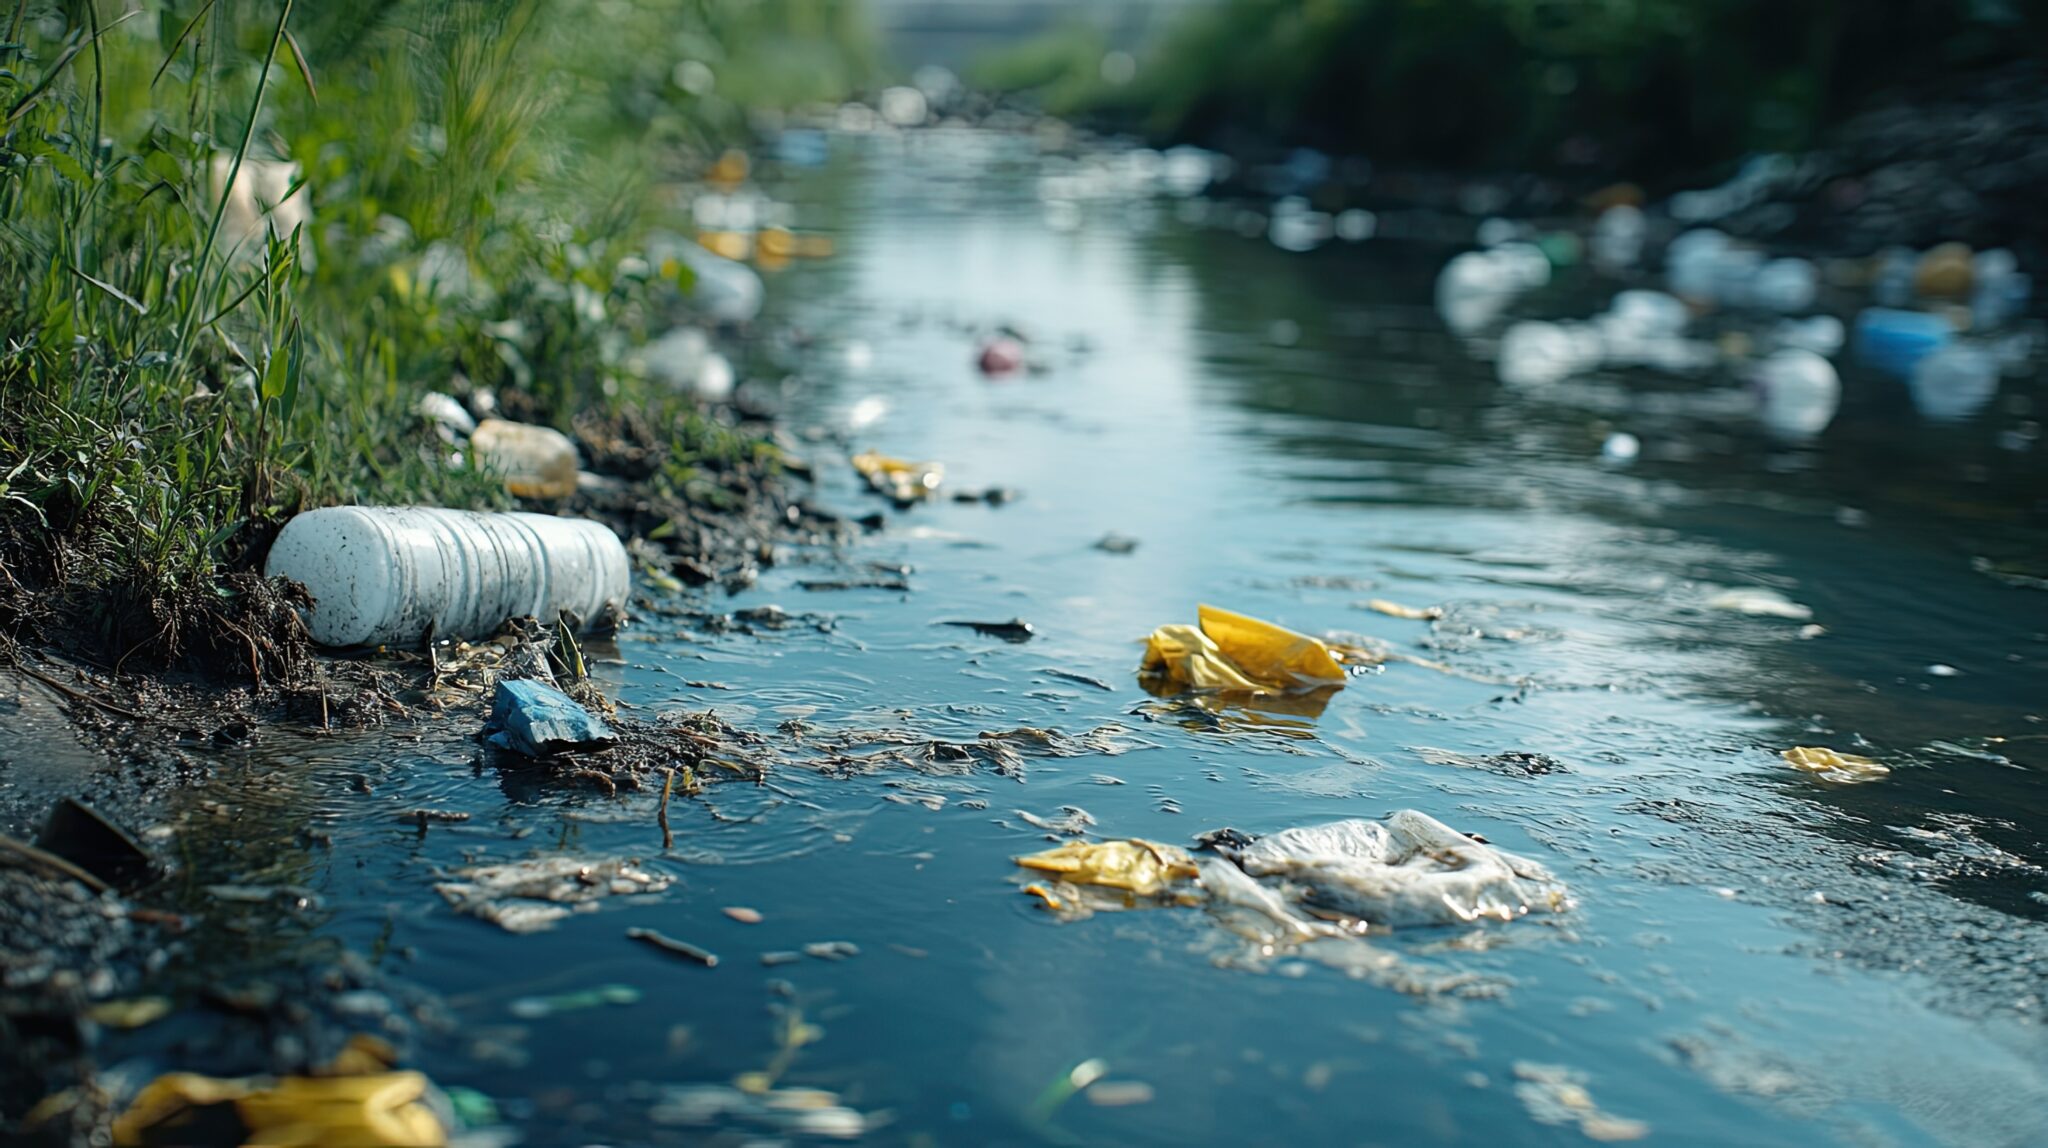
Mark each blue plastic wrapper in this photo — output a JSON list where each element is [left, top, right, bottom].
[[486, 679, 616, 757]]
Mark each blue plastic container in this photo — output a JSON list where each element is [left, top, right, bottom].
[[1852, 308, 1955, 379]]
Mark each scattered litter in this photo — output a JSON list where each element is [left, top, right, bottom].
[[628, 926, 720, 967], [1087, 1081, 1156, 1107], [1141, 603, 1349, 696], [798, 576, 911, 592], [485, 678, 617, 757], [723, 906, 764, 924], [1094, 532, 1139, 554], [760, 951, 803, 967], [1363, 599, 1443, 621], [1016, 806, 1097, 836], [397, 809, 471, 825], [508, 983, 641, 1019], [852, 450, 942, 504], [1926, 663, 1960, 677], [435, 856, 672, 934], [1014, 838, 1201, 898], [940, 618, 1035, 642], [265, 506, 629, 647], [1414, 747, 1568, 777], [1088, 774, 1126, 785], [470, 418, 579, 499], [1022, 883, 1064, 909], [86, 997, 172, 1030], [977, 335, 1027, 376], [803, 941, 861, 961], [1512, 1062, 1650, 1142], [1214, 811, 1571, 926], [1781, 746, 1890, 784], [1704, 588, 1813, 620], [113, 1037, 452, 1148]]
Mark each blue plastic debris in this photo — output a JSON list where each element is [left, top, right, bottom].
[[1852, 308, 1955, 380], [486, 679, 616, 757]]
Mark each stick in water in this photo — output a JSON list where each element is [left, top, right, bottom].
[[627, 927, 717, 967]]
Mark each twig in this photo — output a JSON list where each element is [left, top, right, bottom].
[[8, 659, 143, 720], [657, 768, 674, 850], [626, 927, 717, 967]]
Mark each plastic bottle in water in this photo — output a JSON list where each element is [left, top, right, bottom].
[[469, 419, 579, 499], [1852, 308, 1954, 379], [1753, 349, 1840, 441], [264, 506, 631, 647], [1590, 205, 1645, 271], [1908, 344, 2000, 423]]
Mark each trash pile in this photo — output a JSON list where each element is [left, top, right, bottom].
[[435, 856, 674, 934], [1442, 199, 2038, 441], [1013, 810, 1572, 940]]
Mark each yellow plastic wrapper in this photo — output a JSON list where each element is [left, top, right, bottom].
[[1782, 746, 1889, 783], [113, 1071, 447, 1147], [851, 450, 942, 502], [114, 1037, 447, 1147], [1140, 604, 1347, 693], [1015, 838, 1199, 897]]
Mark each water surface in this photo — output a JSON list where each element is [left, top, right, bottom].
[[90, 129, 2048, 1146]]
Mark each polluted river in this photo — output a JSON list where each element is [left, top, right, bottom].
[[13, 129, 2048, 1146]]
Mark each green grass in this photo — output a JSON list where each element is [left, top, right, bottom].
[[0, 0, 872, 657]]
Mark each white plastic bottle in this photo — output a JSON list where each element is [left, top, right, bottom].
[[265, 507, 631, 647]]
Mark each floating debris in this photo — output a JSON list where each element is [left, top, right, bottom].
[[803, 941, 861, 961], [940, 618, 1035, 642], [1094, 532, 1140, 554], [1782, 746, 1890, 783], [1362, 599, 1444, 621], [760, 951, 804, 967], [1016, 806, 1097, 836], [485, 678, 618, 757], [1221, 812, 1571, 925], [397, 809, 471, 825], [1087, 1081, 1156, 1108], [508, 983, 642, 1019], [628, 927, 720, 967], [723, 906, 764, 924], [435, 856, 673, 934], [1014, 839, 1201, 898], [1414, 747, 1569, 777], [1704, 588, 1813, 620], [112, 1037, 453, 1148], [1512, 1061, 1650, 1142], [1141, 604, 1349, 695], [851, 450, 942, 504]]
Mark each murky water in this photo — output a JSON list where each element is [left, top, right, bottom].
[[69, 131, 2048, 1145]]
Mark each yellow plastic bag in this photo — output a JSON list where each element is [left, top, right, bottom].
[[851, 450, 942, 502], [1140, 604, 1346, 692], [1015, 838, 1199, 897], [113, 1065, 447, 1147], [1782, 746, 1889, 783]]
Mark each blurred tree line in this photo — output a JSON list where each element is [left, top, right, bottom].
[[979, 0, 2048, 179]]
